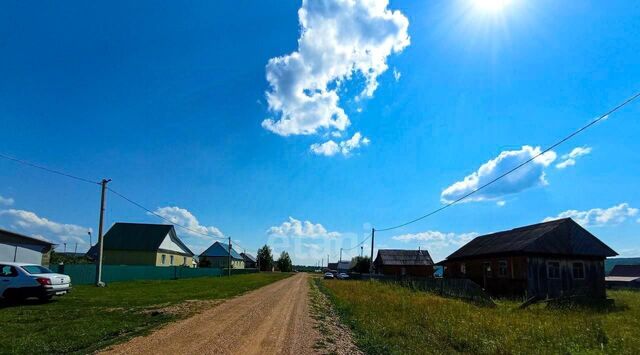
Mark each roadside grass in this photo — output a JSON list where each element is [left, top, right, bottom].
[[320, 280, 640, 354], [0, 273, 290, 355]]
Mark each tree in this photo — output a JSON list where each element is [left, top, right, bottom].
[[351, 256, 371, 274], [276, 251, 293, 272], [257, 245, 274, 272]]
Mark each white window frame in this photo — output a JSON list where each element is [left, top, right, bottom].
[[498, 260, 508, 277], [483, 262, 492, 278], [572, 262, 585, 279], [170, 255, 174, 265], [161, 254, 166, 265], [547, 261, 561, 279]]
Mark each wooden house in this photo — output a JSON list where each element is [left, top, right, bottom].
[[199, 241, 244, 269], [240, 252, 257, 269], [441, 218, 617, 299], [606, 265, 640, 289], [373, 249, 434, 277]]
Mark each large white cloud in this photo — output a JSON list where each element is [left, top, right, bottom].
[[441, 146, 557, 203], [267, 216, 340, 239], [310, 132, 370, 156], [556, 146, 592, 169], [543, 203, 638, 227], [262, 0, 409, 139], [0, 208, 91, 246], [392, 230, 479, 262], [152, 206, 224, 240]]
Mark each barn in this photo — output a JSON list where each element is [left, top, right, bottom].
[[0, 228, 54, 265], [373, 249, 434, 277], [441, 218, 617, 299]]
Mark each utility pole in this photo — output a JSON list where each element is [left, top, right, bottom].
[[321, 257, 323, 269], [74, 242, 77, 254], [88, 231, 92, 247], [327, 254, 330, 268], [228, 237, 232, 277], [361, 245, 363, 258], [63, 243, 67, 253], [369, 228, 375, 276], [339, 248, 342, 262], [95, 178, 111, 287]]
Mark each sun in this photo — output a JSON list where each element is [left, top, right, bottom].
[[473, 0, 511, 13]]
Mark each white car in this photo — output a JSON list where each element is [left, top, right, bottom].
[[0, 262, 71, 301], [337, 273, 350, 280], [323, 272, 334, 279]]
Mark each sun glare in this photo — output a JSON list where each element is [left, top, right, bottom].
[[474, 0, 511, 13]]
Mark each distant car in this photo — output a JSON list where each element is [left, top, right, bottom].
[[323, 272, 334, 279], [0, 262, 71, 302], [337, 273, 350, 280]]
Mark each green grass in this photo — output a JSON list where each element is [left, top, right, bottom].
[[319, 279, 640, 354], [0, 273, 290, 354]]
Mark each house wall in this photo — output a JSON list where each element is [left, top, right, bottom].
[[444, 256, 529, 296], [102, 250, 157, 265], [377, 264, 434, 278], [155, 252, 195, 268], [199, 256, 244, 269], [0, 234, 52, 265], [527, 256, 606, 299]]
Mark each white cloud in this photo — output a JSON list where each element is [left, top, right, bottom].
[[543, 203, 639, 227], [310, 132, 370, 157], [392, 230, 479, 262], [0, 209, 91, 245], [0, 195, 14, 206], [441, 146, 557, 203], [556, 146, 592, 169], [393, 68, 401, 81], [262, 0, 410, 137], [267, 217, 340, 239], [496, 200, 506, 207], [152, 206, 224, 239]]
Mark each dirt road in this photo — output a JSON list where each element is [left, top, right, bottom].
[[102, 273, 320, 355]]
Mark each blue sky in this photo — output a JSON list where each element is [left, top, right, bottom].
[[1, 0, 639, 264]]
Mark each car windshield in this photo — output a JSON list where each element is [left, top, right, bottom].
[[21, 265, 53, 274]]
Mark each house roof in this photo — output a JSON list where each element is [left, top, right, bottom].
[[86, 223, 194, 257], [200, 241, 243, 260], [240, 252, 256, 263], [605, 276, 640, 283], [327, 262, 338, 270], [446, 218, 617, 260], [336, 261, 351, 270], [609, 265, 640, 277], [375, 249, 434, 266], [0, 228, 55, 246]]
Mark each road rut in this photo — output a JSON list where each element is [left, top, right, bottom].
[[102, 273, 320, 355]]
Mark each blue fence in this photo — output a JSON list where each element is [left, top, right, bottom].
[[47, 264, 257, 285]]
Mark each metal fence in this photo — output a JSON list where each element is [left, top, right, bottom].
[[46, 264, 258, 285]]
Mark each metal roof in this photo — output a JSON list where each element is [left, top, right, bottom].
[[240, 252, 256, 262], [605, 276, 640, 283], [375, 249, 434, 266], [200, 241, 243, 260], [86, 223, 194, 257], [0, 228, 55, 246], [446, 218, 617, 260], [609, 264, 640, 277]]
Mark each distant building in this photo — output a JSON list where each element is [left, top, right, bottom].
[[240, 252, 257, 269], [441, 218, 617, 299], [87, 223, 195, 267], [373, 249, 434, 277], [336, 261, 351, 273], [606, 265, 640, 289], [199, 241, 244, 269], [0, 228, 54, 265]]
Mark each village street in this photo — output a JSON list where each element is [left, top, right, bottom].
[[102, 273, 320, 355]]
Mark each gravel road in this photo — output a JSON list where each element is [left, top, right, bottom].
[[102, 273, 320, 355]]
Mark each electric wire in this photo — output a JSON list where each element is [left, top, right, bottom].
[[0, 152, 100, 185]]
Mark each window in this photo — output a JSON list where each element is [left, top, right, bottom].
[[572, 262, 585, 279], [21, 265, 52, 274], [184, 257, 187, 265], [547, 261, 560, 279], [0, 265, 18, 277], [460, 263, 466, 274], [483, 262, 492, 277], [161, 254, 166, 265], [170, 255, 174, 265], [498, 260, 508, 277]]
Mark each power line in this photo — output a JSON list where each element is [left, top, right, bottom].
[[0, 152, 100, 185], [376, 91, 640, 232], [107, 186, 227, 240], [342, 232, 372, 251]]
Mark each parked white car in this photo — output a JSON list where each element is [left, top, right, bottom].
[[337, 272, 350, 280], [0, 262, 71, 301], [323, 272, 334, 279]]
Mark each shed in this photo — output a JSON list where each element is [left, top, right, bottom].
[[199, 241, 244, 269], [0, 228, 54, 265], [442, 218, 617, 299], [87, 223, 195, 267], [606, 265, 640, 289], [374, 249, 434, 277]]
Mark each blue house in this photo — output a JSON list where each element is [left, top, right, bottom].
[[199, 241, 244, 269]]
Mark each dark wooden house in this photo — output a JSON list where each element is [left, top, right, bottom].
[[442, 218, 617, 299], [374, 249, 434, 277], [606, 265, 640, 289]]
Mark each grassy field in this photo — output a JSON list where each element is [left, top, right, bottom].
[[319, 279, 640, 354], [0, 273, 290, 354]]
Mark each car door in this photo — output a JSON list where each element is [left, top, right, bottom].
[[0, 264, 19, 296]]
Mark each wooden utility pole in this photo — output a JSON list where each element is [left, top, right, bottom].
[[339, 248, 342, 262], [228, 237, 232, 277], [95, 178, 111, 287], [360, 246, 363, 258], [369, 228, 375, 276]]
